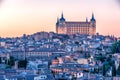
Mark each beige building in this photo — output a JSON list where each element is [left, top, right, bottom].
[[10, 51, 52, 60], [56, 13, 96, 35], [34, 32, 49, 41]]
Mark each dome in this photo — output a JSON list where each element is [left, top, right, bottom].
[[90, 18, 96, 22], [60, 17, 65, 22]]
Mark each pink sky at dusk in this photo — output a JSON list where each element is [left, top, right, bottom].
[[0, 0, 120, 37]]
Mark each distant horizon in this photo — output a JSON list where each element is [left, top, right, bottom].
[[0, 0, 120, 37], [0, 31, 118, 39]]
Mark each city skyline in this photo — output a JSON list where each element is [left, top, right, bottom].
[[0, 0, 120, 37]]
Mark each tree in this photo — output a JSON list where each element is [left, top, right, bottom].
[[0, 57, 1, 64], [9, 56, 15, 66], [108, 60, 114, 66], [6, 56, 15, 66], [75, 41, 79, 45], [94, 67, 99, 74], [103, 64, 106, 76], [95, 56, 105, 63], [103, 63, 110, 76], [18, 59, 28, 69], [111, 41, 120, 54], [112, 64, 116, 76], [5, 56, 15, 67], [71, 75, 77, 80], [96, 47, 102, 51], [117, 63, 120, 75]]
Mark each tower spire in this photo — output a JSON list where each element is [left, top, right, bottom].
[[91, 13, 96, 22], [60, 12, 66, 22], [86, 17, 88, 22], [56, 17, 59, 26], [57, 17, 59, 22], [92, 13, 94, 19], [61, 12, 64, 18]]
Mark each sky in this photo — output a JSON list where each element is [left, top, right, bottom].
[[0, 0, 120, 37]]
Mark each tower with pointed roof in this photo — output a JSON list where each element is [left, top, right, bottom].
[[56, 13, 67, 34], [56, 13, 96, 35], [60, 13, 66, 22], [90, 13, 96, 34], [91, 13, 96, 22]]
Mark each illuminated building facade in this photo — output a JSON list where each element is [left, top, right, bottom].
[[56, 13, 96, 35]]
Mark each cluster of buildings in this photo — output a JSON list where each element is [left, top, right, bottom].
[[0, 13, 120, 80], [0, 31, 119, 80]]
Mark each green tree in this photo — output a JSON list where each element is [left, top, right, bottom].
[[9, 56, 15, 66], [108, 60, 114, 66], [96, 47, 102, 51], [95, 56, 105, 63], [18, 59, 27, 69], [117, 63, 120, 75], [94, 67, 99, 74], [103, 63, 111, 76], [72, 76, 77, 80], [7, 56, 15, 67], [75, 41, 79, 45], [112, 64, 116, 76], [111, 41, 120, 54], [0, 57, 1, 64], [103, 64, 106, 76]]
